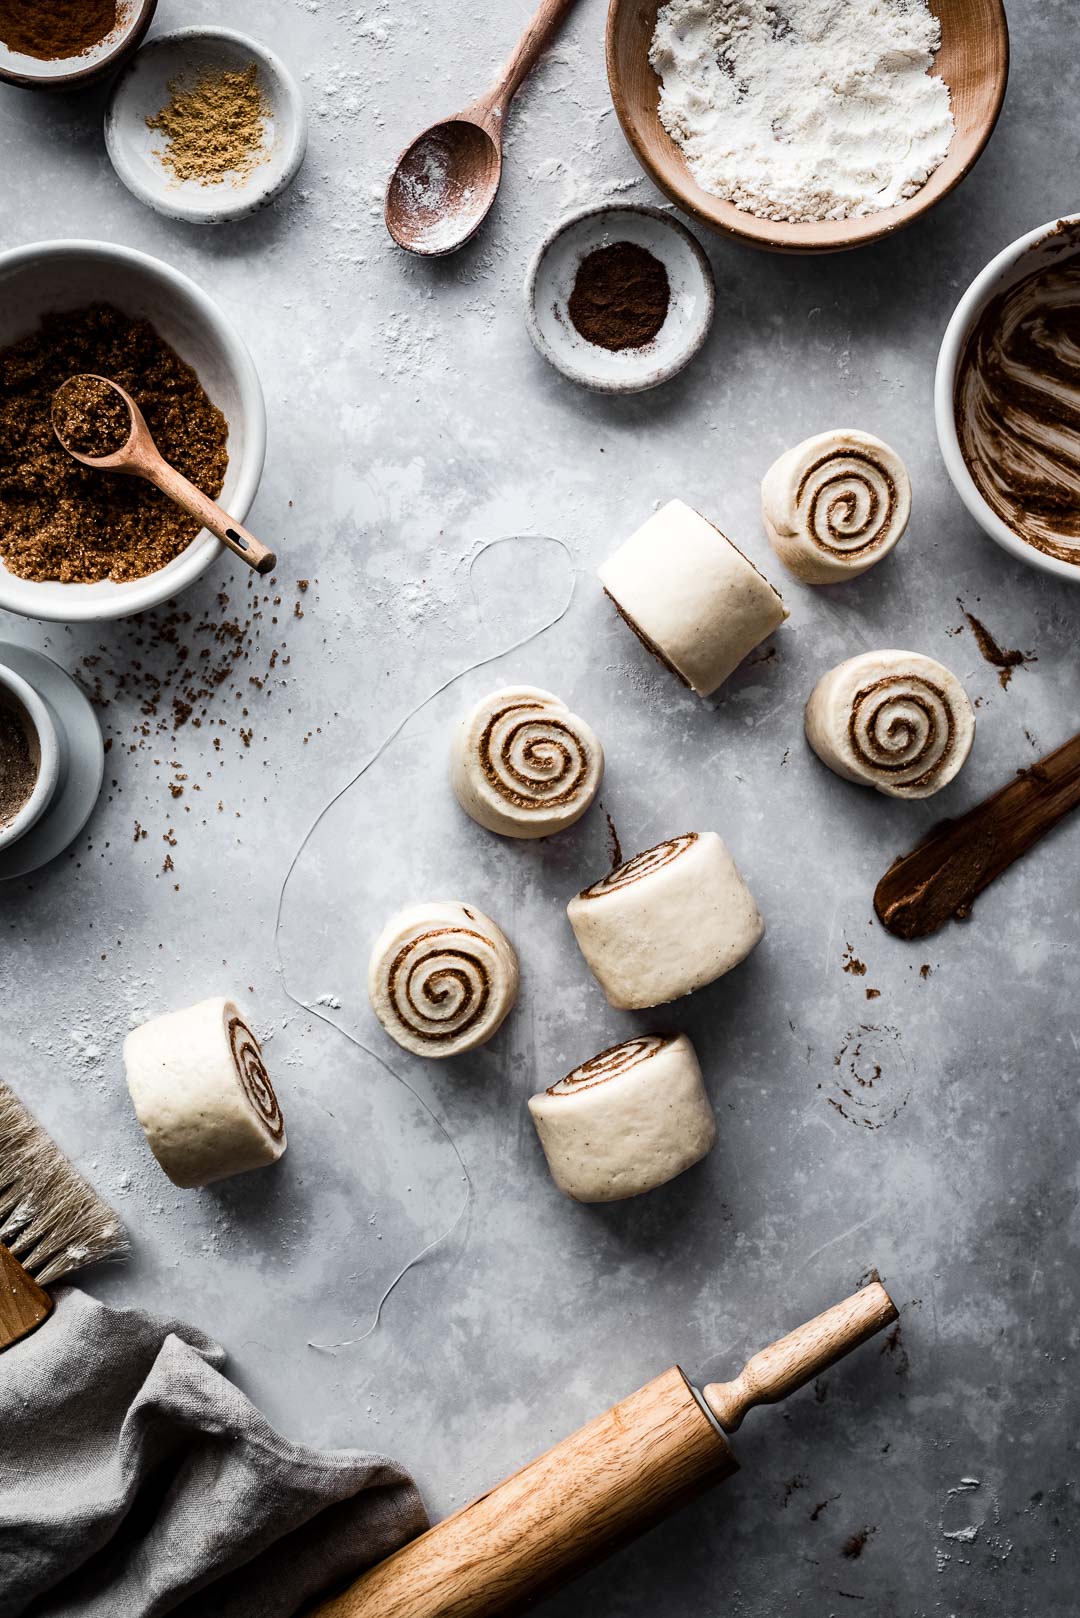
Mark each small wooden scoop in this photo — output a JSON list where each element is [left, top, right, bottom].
[[52, 374, 276, 576], [312, 1281, 897, 1618], [875, 730, 1080, 939], [385, 0, 581, 256]]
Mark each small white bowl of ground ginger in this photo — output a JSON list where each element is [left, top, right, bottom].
[[104, 28, 307, 224], [0, 239, 265, 622]]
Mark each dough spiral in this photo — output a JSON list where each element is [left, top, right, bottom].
[[805, 651, 975, 799], [546, 1036, 668, 1095], [450, 686, 603, 839], [227, 1014, 284, 1142], [762, 430, 910, 584], [368, 901, 520, 1058], [579, 834, 698, 898]]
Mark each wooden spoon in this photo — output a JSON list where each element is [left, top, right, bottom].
[[52, 374, 276, 576], [385, 0, 580, 257]]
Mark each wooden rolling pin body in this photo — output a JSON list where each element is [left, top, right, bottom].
[[313, 1366, 736, 1618]]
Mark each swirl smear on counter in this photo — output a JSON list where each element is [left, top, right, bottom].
[[956, 225, 1080, 561]]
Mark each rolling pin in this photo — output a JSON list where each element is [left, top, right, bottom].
[[310, 1280, 897, 1618]]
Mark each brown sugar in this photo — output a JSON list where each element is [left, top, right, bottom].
[[53, 375, 133, 459], [0, 304, 228, 584]]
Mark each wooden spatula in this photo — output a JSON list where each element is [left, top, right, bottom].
[[310, 1281, 897, 1618]]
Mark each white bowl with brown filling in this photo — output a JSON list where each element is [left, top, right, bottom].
[[936, 214, 1080, 581]]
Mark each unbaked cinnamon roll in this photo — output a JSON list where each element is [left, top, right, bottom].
[[123, 997, 286, 1189], [761, 430, 911, 584], [529, 1032, 716, 1202], [450, 685, 603, 839], [368, 901, 519, 1057], [805, 650, 975, 799], [567, 831, 764, 1009]]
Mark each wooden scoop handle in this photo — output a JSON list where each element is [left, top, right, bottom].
[[703, 1281, 897, 1432], [143, 456, 277, 576], [0, 1242, 52, 1351], [475, 0, 580, 119]]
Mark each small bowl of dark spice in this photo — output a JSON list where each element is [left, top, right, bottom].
[[105, 28, 307, 223], [0, 662, 59, 853], [0, 0, 157, 91], [525, 204, 715, 394]]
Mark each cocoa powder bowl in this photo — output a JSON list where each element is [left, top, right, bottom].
[[0, 0, 157, 92]]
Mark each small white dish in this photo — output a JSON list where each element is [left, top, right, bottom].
[[105, 28, 307, 224], [936, 213, 1080, 582], [0, 239, 266, 623], [0, 644, 104, 883], [524, 204, 715, 394], [0, 663, 61, 854]]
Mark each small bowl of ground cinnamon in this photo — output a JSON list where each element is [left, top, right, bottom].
[[0, 0, 157, 91], [104, 28, 307, 223], [525, 204, 715, 394]]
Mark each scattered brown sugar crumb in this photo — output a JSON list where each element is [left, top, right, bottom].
[[919, 963, 932, 979], [0, 304, 228, 583], [963, 610, 1037, 689], [841, 1526, 875, 1560], [865, 987, 881, 1000], [842, 944, 867, 976], [52, 375, 132, 459]]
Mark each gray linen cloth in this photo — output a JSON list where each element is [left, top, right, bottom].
[[0, 1287, 428, 1618]]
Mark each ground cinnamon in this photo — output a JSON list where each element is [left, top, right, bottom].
[[0, 0, 118, 61], [567, 241, 670, 352], [0, 304, 228, 584], [0, 695, 38, 828]]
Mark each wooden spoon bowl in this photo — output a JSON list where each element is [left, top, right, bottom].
[[605, 0, 1009, 255]]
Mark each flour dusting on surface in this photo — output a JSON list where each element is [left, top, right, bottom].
[[650, 0, 954, 222]]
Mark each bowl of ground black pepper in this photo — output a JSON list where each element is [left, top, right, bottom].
[[525, 204, 715, 393], [0, 0, 157, 91], [0, 239, 266, 621], [105, 28, 307, 223]]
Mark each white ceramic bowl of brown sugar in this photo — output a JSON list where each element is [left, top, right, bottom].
[[0, 240, 266, 623]]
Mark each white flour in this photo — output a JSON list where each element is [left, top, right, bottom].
[[650, 0, 954, 222]]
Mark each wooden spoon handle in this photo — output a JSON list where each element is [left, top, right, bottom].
[[875, 731, 1080, 940], [703, 1281, 898, 1432], [0, 1242, 52, 1351], [144, 457, 277, 575], [480, 0, 580, 115]]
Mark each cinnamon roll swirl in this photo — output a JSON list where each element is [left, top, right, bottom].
[[567, 830, 764, 1009], [368, 901, 519, 1058], [598, 499, 787, 697], [529, 1032, 716, 1202], [805, 651, 975, 799], [123, 997, 286, 1189], [450, 685, 604, 839], [762, 430, 911, 584]]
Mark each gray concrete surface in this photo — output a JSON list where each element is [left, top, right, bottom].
[[1, 0, 1077, 1611]]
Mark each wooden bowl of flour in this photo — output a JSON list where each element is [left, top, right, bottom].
[[606, 0, 1009, 253]]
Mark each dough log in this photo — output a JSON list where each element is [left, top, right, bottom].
[[567, 831, 764, 1010], [529, 1033, 716, 1203], [124, 997, 286, 1189], [761, 429, 911, 585], [805, 650, 975, 799], [598, 499, 787, 697], [368, 901, 519, 1058], [450, 685, 603, 839]]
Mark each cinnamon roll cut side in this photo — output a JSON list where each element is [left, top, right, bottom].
[[450, 685, 604, 839], [124, 997, 286, 1189], [762, 430, 911, 585], [529, 1032, 716, 1203], [805, 650, 976, 799], [368, 901, 519, 1058], [567, 830, 764, 1009], [598, 499, 787, 697]]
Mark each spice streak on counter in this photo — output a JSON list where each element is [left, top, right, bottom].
[[955, 223, 1080, 562]]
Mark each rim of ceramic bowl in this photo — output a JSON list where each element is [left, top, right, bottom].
[[0, 663, 59, 845], [104, 27, 309, 224], [935, 213, 1080, 583], [605, 0, 1010, 255], [0, 0, 158, 90], [0, 239, 267, 623], [523, 203, 716, 395]]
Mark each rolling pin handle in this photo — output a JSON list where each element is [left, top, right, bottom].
[[703, 1280, 898, 1433]]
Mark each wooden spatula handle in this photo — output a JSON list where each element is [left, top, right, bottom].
[[145, 457, 277, 575], [703, 1281, 898, 1432], [0, 1242, 52, 1351]]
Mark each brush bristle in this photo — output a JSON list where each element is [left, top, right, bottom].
[[0, 1077, 128, 1287]]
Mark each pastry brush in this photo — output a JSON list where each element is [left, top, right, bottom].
[[0, 1076, 127, 1350]]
